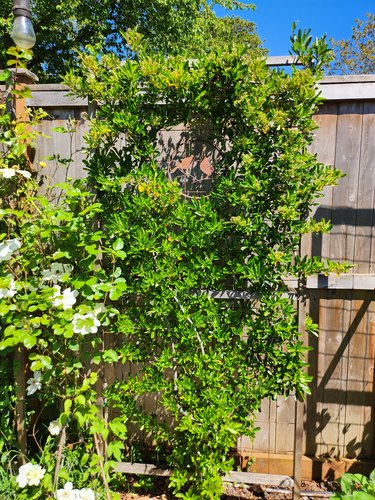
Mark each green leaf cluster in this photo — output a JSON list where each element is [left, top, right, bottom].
[[64, 36, 343, 498], [332, 469, 375, 500]]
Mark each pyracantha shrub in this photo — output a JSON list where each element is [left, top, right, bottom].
[[64, 31, 345, 498], [1, 31, 347, 499]]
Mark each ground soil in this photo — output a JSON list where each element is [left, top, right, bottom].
[[118, 479, 336, 499]]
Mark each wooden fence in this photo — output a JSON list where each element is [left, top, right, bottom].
[[241, 82, 375, 479], [2, 73, 375, 480]]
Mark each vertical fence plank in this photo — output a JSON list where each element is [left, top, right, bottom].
[[336, 103, 363, 458], [306, 102, 338, 458], [293, 292, 307, 500], [316, 103, 362, 458], [344, 101, 375, 459]]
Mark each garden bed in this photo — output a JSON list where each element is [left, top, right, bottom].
[[117, 479, 335, 499]]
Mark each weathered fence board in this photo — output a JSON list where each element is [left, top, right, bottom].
[[303, 98, 375, 466], [114, 462, 295, 487]]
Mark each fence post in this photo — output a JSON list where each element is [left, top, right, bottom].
[[293, 395, 304, 500], [293, 279, 307, 500], [11, 68, 38, 168], [10, 68, 38, 462]]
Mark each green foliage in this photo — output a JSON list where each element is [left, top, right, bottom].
[[64, 33, 344, 498], [0, 60, 42, 464], [330, 13, 375, 75], [332, 469, 375, 500], [0, 0, 259, 81], [184, 14, 265, 58], [0, 51, 46, 188], [0, 176, 129, 497], [290, 23, 334, 72], [0, 31, 347, 500]]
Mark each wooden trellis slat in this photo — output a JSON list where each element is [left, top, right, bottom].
[[114, 462, 294, 487]]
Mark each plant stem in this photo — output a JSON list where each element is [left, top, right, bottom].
[[53, 425, 66, 490], [93, 432, 111, 500]]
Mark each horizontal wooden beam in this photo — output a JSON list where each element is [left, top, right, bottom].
[[26, 90, 88, 107], [266, 56, 301, 66], [2, 73, 375, 106], [318, 75, 375, 101], [202, 274, 375, 301], [114, 462, 294, 487], [223, 470, 294, 487], [306, 273, 375, 290], [238, 452, 375, 482], [192, 274, 375, 296], [115, 462, 172, 477], [115, 455, 375, 483]]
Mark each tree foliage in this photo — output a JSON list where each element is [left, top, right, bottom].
[[185, 14, 265, 56], [330, 13, 375, 74], [0, 0, 261, 81]]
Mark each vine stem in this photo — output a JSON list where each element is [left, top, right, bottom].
[[172, 290, 205, 356], [53, 425, 66, 490], [93, 432, 111, 500]]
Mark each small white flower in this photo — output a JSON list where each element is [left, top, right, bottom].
[[16, 463, 46, 488], [0, 168, 16, 178], [0, 274, 17, 298], [93, 303, 106, 316], [0, 168, 31, 179], [48, 419, 62, 436], [0, 238, 21, 262], [78, 488, 96, 500], [42, 263, 73, 284], [18, 169, 32, 178], [26, 371, 42, 395], [53, 286, 78, 310], [55, 481, 79, 500], [72, 312, 100, 336]]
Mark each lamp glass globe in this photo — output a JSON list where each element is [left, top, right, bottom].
[[11, 16, 36, 49]]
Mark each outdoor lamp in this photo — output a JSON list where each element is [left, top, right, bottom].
[[11, 0, 36, 49]]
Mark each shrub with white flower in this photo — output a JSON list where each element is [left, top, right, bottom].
[[0, 274, 17, 298], [72, 311, 101, 336], [55, 482, 79, 500], [42, 263, 73, 283], [26, 371, 42, 395], [0, 167, 31, 179], [78, 488, 96, 500], [93, 303, 106, 316], [16, 463, 46, 488], [48, 419, 62, 436], [0, 238, 21, 262], [53, 286, 78, 310]]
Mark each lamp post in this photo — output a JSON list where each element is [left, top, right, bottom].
[[11, 0, 36, 49], [10, 0, 37, 466]]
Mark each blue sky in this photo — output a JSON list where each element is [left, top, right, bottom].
[[214, 1, 374, 55]]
